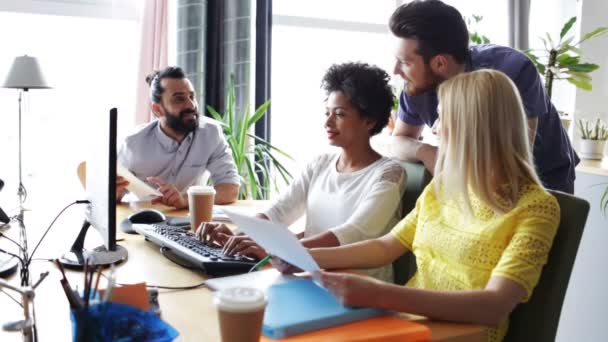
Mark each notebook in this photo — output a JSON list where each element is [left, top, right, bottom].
[[262, 278, 388, 339], [260, 315, 431, 342]]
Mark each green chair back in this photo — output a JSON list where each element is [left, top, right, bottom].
[[504, 190, 589, 342], [392, 161, 432, 285]]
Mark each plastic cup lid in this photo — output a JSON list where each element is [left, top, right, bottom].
[[213, 287, 267, 312], [187, 185, 216, 195]]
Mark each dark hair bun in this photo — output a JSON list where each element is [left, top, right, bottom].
[[145, 71, 160, 86]]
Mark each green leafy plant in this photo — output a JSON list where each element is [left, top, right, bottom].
[[576, 118, 608, 140], [524, 17, 608, 99], [207, 77, 293, 200], [466, 15, 490, 45], [392, 85, 401, 112]]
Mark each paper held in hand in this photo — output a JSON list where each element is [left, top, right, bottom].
[[117, 164, 162, 201], [221, 208, 320, 273]]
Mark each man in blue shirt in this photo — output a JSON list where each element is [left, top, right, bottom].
[[384, 0, 578, 193]]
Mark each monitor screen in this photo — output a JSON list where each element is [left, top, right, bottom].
[[86, 108, 117, 250], [60, 108, 126, 268]]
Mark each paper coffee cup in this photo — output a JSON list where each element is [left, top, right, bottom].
[[213, 287, 267, 342], [187, 185, 215, 231]]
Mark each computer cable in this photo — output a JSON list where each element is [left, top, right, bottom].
[[0, 248, 24, 266], [0, 247, 26, 287], [0, 232, 24, 252], [100, 269, 207, 290], [25, 200, 90, 268]]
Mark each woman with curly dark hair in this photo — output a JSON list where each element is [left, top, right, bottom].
[[198, 62, 405, 282]]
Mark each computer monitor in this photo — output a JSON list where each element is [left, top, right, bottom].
[[59, 108, 128, 268]]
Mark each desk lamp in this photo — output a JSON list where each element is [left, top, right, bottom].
[[3, 55, 51, 207], [2, 56, 51, 286]]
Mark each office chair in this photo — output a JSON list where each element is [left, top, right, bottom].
[[77, 161, 86, 189], [392, 161, 432, 285], [504, 190, 589, 342]]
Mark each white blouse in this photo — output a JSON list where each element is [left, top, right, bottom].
[[264, 153, 405, 282]]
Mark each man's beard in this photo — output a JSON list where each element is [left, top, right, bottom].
[[404, 66, 444, 96], [163, 106, 199, 134]]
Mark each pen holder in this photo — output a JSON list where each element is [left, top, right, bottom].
[[70, 302, 178, 342]]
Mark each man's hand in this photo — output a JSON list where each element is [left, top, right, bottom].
[[147, 176, 188, 209], [116, 176, 129, 201], [214, 183, 239, 204], [319, 271, 384, 307]]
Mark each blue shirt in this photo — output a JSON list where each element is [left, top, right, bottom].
[[118, 117, 240, 194], [398, 44, 579, 192]]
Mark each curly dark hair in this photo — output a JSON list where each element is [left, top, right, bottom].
[[389, 0, 469, 64], [145, 66, 187, 103], [321, 62, 394, 136]]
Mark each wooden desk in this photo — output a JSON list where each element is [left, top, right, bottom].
[[0, 202, 485, 342]]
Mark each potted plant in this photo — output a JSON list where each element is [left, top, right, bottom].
[[576, 118, 608, 160], [207, 77, 293, 200], [524, 17, 608, 131]]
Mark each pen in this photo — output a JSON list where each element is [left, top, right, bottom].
[[55, 259, 84, 309], [248, 255, 272, 273], [91, 267, 103, 300]]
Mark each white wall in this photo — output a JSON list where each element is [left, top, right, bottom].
[[556, 4, 608, 341], [557, 171, 608, 342], [573, 0, 608, 151]]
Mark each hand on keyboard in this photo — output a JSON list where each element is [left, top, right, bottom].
[[222, 235, 268, 260], [196, 222, 268, 260], [196, 222, 234, 245]]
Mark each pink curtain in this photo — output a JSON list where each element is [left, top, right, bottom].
[[134, 0, 168, 125]]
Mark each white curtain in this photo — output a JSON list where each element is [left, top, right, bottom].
[[134, 0, 168, 125]]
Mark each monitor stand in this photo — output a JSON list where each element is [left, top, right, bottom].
[[59, 220, 128, 269]]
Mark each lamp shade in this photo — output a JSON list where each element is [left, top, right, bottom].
[[3, 55, 51, 90]]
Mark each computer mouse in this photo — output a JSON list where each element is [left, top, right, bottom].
[[119, 209, 166, 234]]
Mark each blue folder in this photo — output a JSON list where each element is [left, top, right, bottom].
[[262, 278, 388, 339]]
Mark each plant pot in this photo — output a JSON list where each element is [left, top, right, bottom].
[[579, 139, 607, 160]]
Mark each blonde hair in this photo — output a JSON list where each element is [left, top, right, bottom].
[[435, 69, 541, 215]]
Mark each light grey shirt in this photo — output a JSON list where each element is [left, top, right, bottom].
[[118, 117, 240, 193]]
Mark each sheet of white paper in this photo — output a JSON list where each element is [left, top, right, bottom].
[[117, 164, 162, 201], [205, 269, 298, 292], [212, 205, 264, 223], [222, 208, 320, 273]]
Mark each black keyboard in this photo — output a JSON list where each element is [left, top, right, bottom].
[[132, 223, 257, 275]]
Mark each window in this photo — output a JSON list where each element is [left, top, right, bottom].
[[0, 10, 140, 207], [271, 2, 398, 179], [443, 0, 509, 46], [271, 1, 509, 184], [528, 0, 578, 115]]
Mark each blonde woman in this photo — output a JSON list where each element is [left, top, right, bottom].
[[275, 70, 560, 342]]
